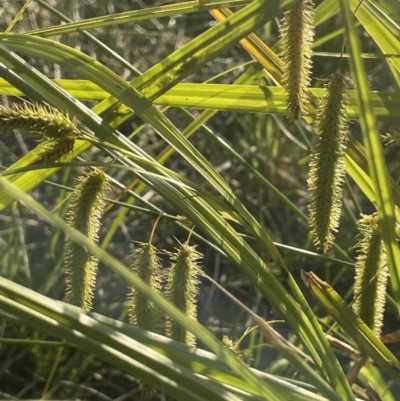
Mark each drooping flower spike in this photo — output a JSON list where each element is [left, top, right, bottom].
[[165, 241, 202, 347], [353, 213, 388, 338], [64, 170, 109, 310], [308, 71, 349, 252], [280, 0, 315, 119], [0, 102, 79, 140]]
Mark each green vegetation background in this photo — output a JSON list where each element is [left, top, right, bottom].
[[0, 1, 399, 400]]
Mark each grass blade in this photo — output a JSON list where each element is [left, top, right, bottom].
[[338, 0, 400, 314], [302, 271, 400, 384]]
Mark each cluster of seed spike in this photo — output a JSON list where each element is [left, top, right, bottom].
[[128, 240, 202, 343], [280, 0, 315, 119], [126, 236, 202, 396], [64, 170, 109, 311], [308, 72, 349, 253], [0, 102, 79, 162], [353, 213, 388, 338], [165, 242, 201, 347]]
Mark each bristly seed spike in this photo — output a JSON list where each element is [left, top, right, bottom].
[[165, 241, 202, 347], [308, 71, 349, 252], [280, 0, 315, 119], [127, 241, 162, 397], [0, 102, 79, 140], [128, 242, 161, 332], [64, 170, 109, 311], [353, 213, 388, 338]]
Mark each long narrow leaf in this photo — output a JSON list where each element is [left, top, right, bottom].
[[339, 0, 400, 314], [1, 80, 399, 121], [0, 294, 245, 401], [302, 271, 400, 383], [27, 1, 251, 37], [0, 277, 335, 401]]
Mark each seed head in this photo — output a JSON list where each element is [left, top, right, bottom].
[[64, 170, 109, 310], [128, 242, 161, 332], [165, 242, 202, 347], [280, 0, 315, 119], [353, 213, 388, 338], [308, 72, 349, 252], [0, 102, 79, 140]]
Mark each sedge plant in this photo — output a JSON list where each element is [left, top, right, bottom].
[[0, 1, 399, 400]]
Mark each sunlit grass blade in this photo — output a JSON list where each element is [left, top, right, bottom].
[[1, 79, 400, 121], [0, 291, 245, 401], [209, 8, 282, 84], [350, 0, 400, 74], [0, 276, 339, 401], [358, 364, 396, 401], [345, 137, 400, 225], [364, 0, 400, 40], [301, 271, 400, 384], [339, 0, 400, 314]]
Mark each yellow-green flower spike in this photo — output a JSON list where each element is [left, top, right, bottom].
[[34, 138, 75, 165], [64, 170, 108, 311], [222, 335, 253, 365], [353, 213, 388, 338], [128, 242, 161, 332], [0, 102, 79, 140], [382, 131, 400, 147], [308, 72, 349, 253], [166, 242, 201, 347], [280, 0, 314, 119], [127, 243, 164, 397]]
